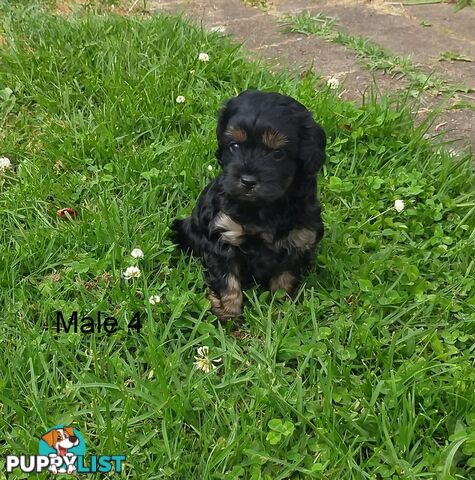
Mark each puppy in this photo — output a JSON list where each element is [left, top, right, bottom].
[[172, 90, 326, 322]]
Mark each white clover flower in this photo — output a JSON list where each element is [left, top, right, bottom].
[[149, 295, 161, 305], [207, 165, 213, 171], [198, 52, 210, 62], [194, 345, 222, 373], [123, 266, 141, 280], [327, 76, 340, 89], [210, 25, 226, 33], [130, 248, 144, 259], [176, 95, 186, 104], [54, 160, 64, 173], [197, 346, 208, 357], [394, 199, 405, 213], [0, 156, 12, 172], [448, 148, 458, 158]]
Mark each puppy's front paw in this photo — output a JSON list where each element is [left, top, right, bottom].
[[270, 271, 297, 296], [207, 289, 243, 323]]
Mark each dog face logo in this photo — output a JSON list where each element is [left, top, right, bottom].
[[39, 425, 86, 475], [41, 427, 79, 457]]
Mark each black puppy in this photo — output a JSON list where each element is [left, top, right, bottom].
[[172, 90, 326, 322]]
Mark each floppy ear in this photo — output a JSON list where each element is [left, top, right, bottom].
[[298, 111, 326, 176], [41, 430, 57, 447], [215, 90, 255, 165], [215, 99, 233, 166], [64, 427, 75, 437]]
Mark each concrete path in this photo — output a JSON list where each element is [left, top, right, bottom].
[[148, 0, 475, 157]]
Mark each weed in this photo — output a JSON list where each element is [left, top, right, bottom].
[[282, 11, 473, 96]]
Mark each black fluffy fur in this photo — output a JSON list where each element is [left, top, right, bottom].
[[171, 90, 326, 319]]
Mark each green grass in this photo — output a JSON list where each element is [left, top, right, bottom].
[[281, 12, 472, 96], [1, 2, 475, 479], [243, 0, 271, 11]]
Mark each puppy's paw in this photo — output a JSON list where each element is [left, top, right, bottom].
[[270, 271, 297, 296], [207, 289, 243, 323], [48, 465, 58, 474]]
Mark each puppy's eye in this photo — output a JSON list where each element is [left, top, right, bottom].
[[229, 143, 240, 153], [273, 149, 285, 160]]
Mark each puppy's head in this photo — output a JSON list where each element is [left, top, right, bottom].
[[215, 90, 326, 203], [41, 427, 79, 451]]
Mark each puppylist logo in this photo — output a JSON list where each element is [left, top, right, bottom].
[[6, 425, 126, 475]]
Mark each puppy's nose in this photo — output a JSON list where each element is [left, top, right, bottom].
[[240, 175, 257, 189], [69, 435, 78, 444]]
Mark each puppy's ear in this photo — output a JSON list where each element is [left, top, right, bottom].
[[64, 427, 75, 437], [298, 111, 326, 176], [41, 430, 57, 447], [215, 90, 256, 164], [215, 99, 233, 166]]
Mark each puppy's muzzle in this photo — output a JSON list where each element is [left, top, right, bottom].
[[240, 175, 257, 190]]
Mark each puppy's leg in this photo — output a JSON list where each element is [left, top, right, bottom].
[[207, 275, 243, 322], [171, 218, 191, 249], [269, 271, 298, 296], [171, 217, 203, 256], [205, 256, 243, 321]]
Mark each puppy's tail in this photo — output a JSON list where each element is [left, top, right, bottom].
[[170, 218, 197, 254]]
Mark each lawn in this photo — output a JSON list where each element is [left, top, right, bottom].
[[0, 2, 474, 479]]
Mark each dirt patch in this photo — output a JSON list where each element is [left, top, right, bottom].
[[52, 0, 92, 14], [50, 0, 138, 16], [310, 3, 475, 90], [271, 0, 408, 16]]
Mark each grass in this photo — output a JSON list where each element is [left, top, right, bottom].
[[1, 1, 475, 478], [403, 0, 475, 11], [243, 0, 271, 11], [438, 51, 473, 63], [281, 12, 472, 96]]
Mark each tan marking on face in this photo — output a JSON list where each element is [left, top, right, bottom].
[[224, 125, 247, 143], [213, 212, 245, 246], [270, 272, 297, 294], [262, 129, 288, 149], [207, 274, 243, 321]]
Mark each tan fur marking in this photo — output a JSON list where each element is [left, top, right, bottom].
[[207, 274, 243, 321], [262, 129, 288, 149], [213, 212, 245, 246], [260, 228, 316, 252], [224, 125, 247, 143], [271, 228, 316, 252], [208, 290, 223, 313], [270, 272, 297, 294], [287, 228, 316, 250]]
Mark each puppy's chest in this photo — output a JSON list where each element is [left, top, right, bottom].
[[211, 212, 316, 253]]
